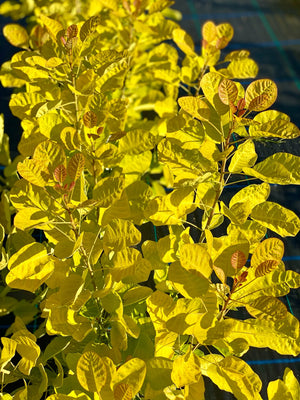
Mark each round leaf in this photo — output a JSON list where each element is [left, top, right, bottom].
[[245, 79, 278, 112], [3, 24, 29, 49]]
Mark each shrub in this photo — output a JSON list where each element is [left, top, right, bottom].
[[0, 1, 300, 399]]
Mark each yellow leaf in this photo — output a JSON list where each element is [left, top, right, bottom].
[[114, 382, 133, 400], [245, 79, 277, 111], [229, 182, 270, 209], [17, 158, 50, 187], [172, 28, 195, 56], [180, 243, 213, 279], [283, 368, 300, 400], [93, 176, 125, 207], [246, 296, 287, 320], [3, 24, 29, 49], [171, 349, 202, 388], [0, 337, 17, 372], [251, 201, 300, 237], [249, 110, 300, 139], [6, 242, 55, 292], [178, 96, 210, 121], [12, 333, 41, 375], [67, 152, 85, 182], [202, 21, 217, 42], [251, 238, 284, 269], [168, 261, 210, 298], [227, 58, 259, 79], [77, 351, 107, 393], [228, 139, 257, 173], [39, 14, 64, 41], [243, 153, 300, 185], [103, 219, 141, 253], [113, 358, 146, 398]]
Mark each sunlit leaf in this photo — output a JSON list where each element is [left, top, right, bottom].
[[243, 153, 300, 185], [113, 358, 146, 398], [180, 243, 213, 279], [218, 79, 238, 105], [228, 139, 257, 173], [172, 28, 195, 56], [77, 351, 107, 393], [246, 296, 287, 320], [178, 96, 210, 121], [171, 349, 202, 388], [245, 79, 277, 112], [251, 201, 300, 237], [6, 242, 55, 292], [3, 24, 29, 49]]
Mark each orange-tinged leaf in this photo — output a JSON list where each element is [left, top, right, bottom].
[[53, 164, 67, 183], [83, 111, 97, 128], [245, 79, 277, 112], [66, 24, 78, 39], [67, 153, 85, 181], [231, 250, 247, 269], [255, 259, 280, 278], [218, 79, 238, 105], [114, 382, 133, 400]]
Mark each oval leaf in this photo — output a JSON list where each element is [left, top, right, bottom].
[[218, 79, 238, 105], [76, 351, 107, 393], [67, 152, 85, 181], [3, 24, 29, 49], [245, 79, 277, 112]]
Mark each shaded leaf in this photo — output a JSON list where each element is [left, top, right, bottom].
[[76, 351, 107, 393]]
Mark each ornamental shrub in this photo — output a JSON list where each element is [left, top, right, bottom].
[[0, 1, 299, 399]]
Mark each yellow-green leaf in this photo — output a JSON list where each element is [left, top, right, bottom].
[[67, 153, 85, 182], [6, 242, 55, 292], [246, 296, 287, 320], [113, 358, 146, 398], [201, 355, 262, 400], [39, 14, 64, 41], [11, 333, 41, 375], [249, 110, 300, 139], [76, 351, 107, 393], [93, 176, 125, 207], [245, 79, 277, 112], [251, 201, 300, 237], [243, 153, 300, 185], [229, 182, 270, 209], [228, 139, 257, 173], [3, 24, 29, 49], [178, 96, 210, 121], [172, 28, 195, 56], [227, 58, 259, 79], [103, 218, 141, 253], [168, 261, 210, 297], [180, 243, 213, 279], [171, 349, 202, 388]]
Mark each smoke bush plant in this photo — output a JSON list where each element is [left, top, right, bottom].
[[0, 0, 300, 399]]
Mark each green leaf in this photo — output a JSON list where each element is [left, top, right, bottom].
[[251, 201, 300, 237], [3, 24, 29, 49], [146, 357, 173, 391], [245, 79, 277, 112], [6, 242, 55, 292], [228, 139, 257, 173], [243, 153, 300, 185], [76, 351, 107, 393]]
